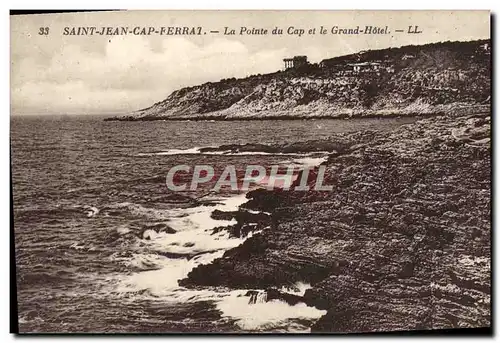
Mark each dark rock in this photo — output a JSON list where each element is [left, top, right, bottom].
[[180, 113, 491, 332], [139, 223, 176, 240], [265, 288, 304, 306]]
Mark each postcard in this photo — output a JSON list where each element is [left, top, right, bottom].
[[10, 10, 491, 334]]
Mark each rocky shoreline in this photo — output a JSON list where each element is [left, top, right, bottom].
[[178, 112, 491, 333], [104, 111, 441, 122], [104, 105, 490, 122]]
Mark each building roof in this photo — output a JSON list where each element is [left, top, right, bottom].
[[283, 56, 307, 61], [347, 62, 381, 66]]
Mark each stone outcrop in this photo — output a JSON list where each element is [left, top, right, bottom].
[[179, 113, 491, 332]]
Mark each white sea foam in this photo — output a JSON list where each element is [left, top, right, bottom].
[[122, 253, 168, 270], [116, 225, 131, 235], [215, 289, 326, 332], [113, 193, 252, 295], [147, 228, 249, 255], [111, 163, 327, 331], [165, 193, 247, 232], [279, 281, 313, 296], [115, 251, 223, 294], [244, 209, 271, 215], [83, 205, 100, 217], [107, 202, 173, 221], [281, 156, 329, 167], [138, 147, 205, 156], [138, 146, 331, 157], [69, 242, 86, 250]]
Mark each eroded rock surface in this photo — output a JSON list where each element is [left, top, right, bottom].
[[180, 113, 491, 333]]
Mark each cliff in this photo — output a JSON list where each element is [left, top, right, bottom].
[[110, 39, 490, 121]]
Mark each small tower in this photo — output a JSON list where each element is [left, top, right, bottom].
[[283, 55, 308, 70]]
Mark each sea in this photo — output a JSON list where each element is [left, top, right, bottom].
[[11, 115, 414, 333]]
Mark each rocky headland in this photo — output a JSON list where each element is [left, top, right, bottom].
[[104, 37, 491, 333], [107, 39, 490, 121], [179, 112, 491, 333]]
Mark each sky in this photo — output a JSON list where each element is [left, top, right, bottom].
[[11, 10, 490, 115]]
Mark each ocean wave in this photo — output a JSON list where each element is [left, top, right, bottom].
[[18, 313, 45, 324], [137, 146, 331, 157], [278, 156, 329, 167], [14, 207, 83, 222], [118, 253, 169, 271], [112, 250, 226, 296], [83, 205, 99, 218], [138, 147, 205, 156], [104, 191, 324, 332], [105, 202, 173, 221], [107, 193, 253, 296], [215, 289, 326, 332], [15, 204, 104, 223], [18, 270, 76, 287], [279, 281, 313, 296]]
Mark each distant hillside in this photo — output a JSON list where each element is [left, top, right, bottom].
[[110, 39, 490, 121]]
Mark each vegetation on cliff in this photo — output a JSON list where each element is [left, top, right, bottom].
[[110, 39, 490, 121]]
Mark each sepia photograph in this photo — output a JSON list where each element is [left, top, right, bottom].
[[10, 10, 491, 334]]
